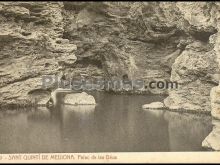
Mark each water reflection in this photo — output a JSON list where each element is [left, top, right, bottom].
[[0, 92, 213, 153], [164, 111, 212, 151]]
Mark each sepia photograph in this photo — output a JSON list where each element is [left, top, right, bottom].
[[0, 1, 220, 163]]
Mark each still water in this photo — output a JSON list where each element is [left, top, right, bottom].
[[0, 92, 213, 153]]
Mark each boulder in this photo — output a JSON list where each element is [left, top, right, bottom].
[[202, 120, 220, 151], [164, 41, 219, 112], [64, 92, 96, 105], [0, 2, 77, 107], [202, 128, 220, 151], [28, 88, 51, 106]]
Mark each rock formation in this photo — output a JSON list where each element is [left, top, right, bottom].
[[0, 1, 219, 115], [0, 2, 77, 107], [202, 119, 220, 151], [202, 3, 220, 151], [64, 92, 96, 105], [61, 2, 220, 112]]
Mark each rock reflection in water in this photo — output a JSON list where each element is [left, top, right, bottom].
[[0, 93, 213, 153], [0, 111, 29, 153], [165, 111, 212, 151], [27, 107, 62, 153], [147, 109, 212, 151], [60, 105, 96, 152]]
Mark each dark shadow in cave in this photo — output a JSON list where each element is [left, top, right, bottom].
[[190, 29, 218, 42]]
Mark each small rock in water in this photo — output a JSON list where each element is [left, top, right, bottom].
[[36, 97, 50, 106], [64, 92, 96, 105], [202, 119, 220, 151], [142, 102, 165, 109], [202, 128, 220, 151]]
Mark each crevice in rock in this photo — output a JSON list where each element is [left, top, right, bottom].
[[0, 73, 40, 88], [73, 57, 103, 69], [190, 29, 218, 42]]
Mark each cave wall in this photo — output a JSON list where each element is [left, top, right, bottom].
[[63, 2, 219, 111], [0, 2, 219, 112], [62, 2, 190, 94], [201, 3, 220, 151], [164, 2, 220, 112], [0, 2, 77, 107]]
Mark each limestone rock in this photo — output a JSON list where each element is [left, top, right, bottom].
[[0, 2, 77, 107], [162, 2, 220, 112], [28, 89, 51, 106], [202, 3, 220, 151], [142, 102, 165, 109], [48, 38, 77, 65], [63, 2, 190, 94], [164, 41, 219, 112], [176, 2, 216, 31], [202, 120, 220, 151], [202, 128, 220, 151], [64, 92, 96, 105], [210, 86, 220, 120], [1, 2, 220, 110]]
